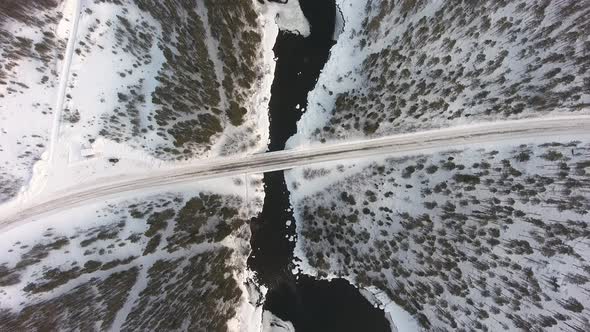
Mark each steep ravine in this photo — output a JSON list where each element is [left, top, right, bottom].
[[248, 1, 390, 330]]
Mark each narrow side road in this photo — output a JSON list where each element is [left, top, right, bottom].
[[49, 0, 82, 163], [1, 115, 589, 229]]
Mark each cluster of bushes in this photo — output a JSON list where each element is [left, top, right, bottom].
[[166, 193, 245, 251], [296, 140, 590, 331], [0, 190, 250, 330], [204, 0, 261, 109], [123, 248, 242, 331], [0, 172, 22, 204], [0, 267, 139, 331], [313, 0, 589, 141], [0, 0, 62, 81], [0, 0, 59, 25], [90, 0, 265, 160]]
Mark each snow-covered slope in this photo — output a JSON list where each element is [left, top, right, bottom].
[[287, 137, 590, 331], [0, 175, 265, 331], [289, 0, 590, 147]]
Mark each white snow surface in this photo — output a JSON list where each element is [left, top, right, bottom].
[[264, 0, 311, 37], [361, 287, 419, 332]]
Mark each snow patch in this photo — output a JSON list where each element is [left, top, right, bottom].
[[261, 311, 295, 332], [360, 287, 419, 332], [264, 0, 311, 37]]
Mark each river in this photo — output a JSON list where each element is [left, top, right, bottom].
[[247, 1, 391, 330]]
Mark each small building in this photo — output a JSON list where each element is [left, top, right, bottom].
[[80, 148, 95, 158]]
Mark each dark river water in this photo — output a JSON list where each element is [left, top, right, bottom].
[[248, 1, 390, 331]]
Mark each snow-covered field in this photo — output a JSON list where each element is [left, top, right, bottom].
[[287, 136, 590, 331], [289, 0, 590, 148]]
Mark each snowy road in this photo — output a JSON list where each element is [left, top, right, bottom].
[[1, 115, 589, 228]]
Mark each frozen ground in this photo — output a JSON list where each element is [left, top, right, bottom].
[[287, 136, 590, 331], [288, 0, 590, 147]]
